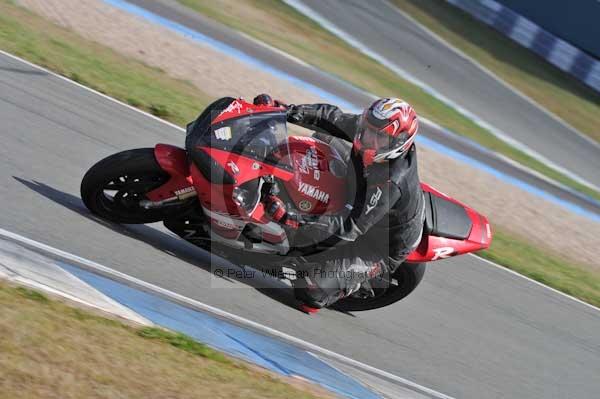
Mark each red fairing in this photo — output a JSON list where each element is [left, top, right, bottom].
[[283, 136, 347, 214], [406, 183, 492, 263], [192, 146, 295, 231], [144, 122, 491, 263], [211, 98, 285, 125], [204, 146, 295, 186], [146, 144, 193, 201]]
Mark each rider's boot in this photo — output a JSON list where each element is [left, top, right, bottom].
[[293, 259, 386, 312]]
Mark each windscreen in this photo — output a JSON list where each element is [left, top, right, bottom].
[[205, 111, 291, 168]]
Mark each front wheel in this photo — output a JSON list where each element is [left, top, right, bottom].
[[333, 262, 426, 312], [81, 148, 172, 224]]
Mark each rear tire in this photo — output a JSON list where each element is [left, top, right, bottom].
[[81, 148, 171, 224], [333, 262, 426, 312]]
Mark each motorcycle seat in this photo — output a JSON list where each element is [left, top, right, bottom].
[[423, 191, 472, 240]]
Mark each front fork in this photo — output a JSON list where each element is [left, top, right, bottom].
[[139, 187, 197, 209]]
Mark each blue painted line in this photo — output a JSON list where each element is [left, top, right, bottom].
[[58, 261, 382, 399], [103, 0, 360, 113], [104, 0, 600, 222], [417, 135, 600, 222]]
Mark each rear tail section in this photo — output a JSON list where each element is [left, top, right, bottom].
[[407, 183, 492, 263]]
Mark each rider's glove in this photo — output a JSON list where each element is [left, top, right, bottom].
[[264, 195, 303, 229], [265, 195, 287, 222], [286, 104, 303, 123], [273, 99, 288, 108]]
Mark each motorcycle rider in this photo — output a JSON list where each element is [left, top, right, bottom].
[[186, 94, 425, 311], [259, 95, 425, 310]]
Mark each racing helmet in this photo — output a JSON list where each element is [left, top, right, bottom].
[[353, 98, 419, 167]]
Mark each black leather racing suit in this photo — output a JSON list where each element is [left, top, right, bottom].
[[287, 104, 426, 308], [186, 97, 425, 308]]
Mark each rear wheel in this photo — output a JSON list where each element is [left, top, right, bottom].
[[81, 148, 172, 224], [333, 262, 426, 312]]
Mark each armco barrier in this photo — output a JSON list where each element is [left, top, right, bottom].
[[446, 0, 600, 93]]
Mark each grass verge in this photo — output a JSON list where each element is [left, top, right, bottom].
[[1, 1, 598, 306], [0, 281, 328, 398], [178, 0, 600, 202], [480, 229, 600, 308], [393, 0, 600, 144], [0, 0, 209, 126]]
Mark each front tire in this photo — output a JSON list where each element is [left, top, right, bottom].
[[81, 148, 171, 224], [333, 262, 426, 312]]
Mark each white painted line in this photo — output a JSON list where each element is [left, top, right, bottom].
[[3, 44, 597, 216], [283, 0, 600, 191], [0, 227, 454, 399], [235, 31, 312, 68], [384, 0, 600, 152], [8, 227, 594, 324], [417, 117, 600, 208], [0, 49, 186, 134], [311, 352, 433, 399], [2, 273, 151, 325], [0, 239, 152, 325], [469, 254, 600, 314]]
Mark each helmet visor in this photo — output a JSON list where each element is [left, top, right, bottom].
[[358, 124, 394, 153]]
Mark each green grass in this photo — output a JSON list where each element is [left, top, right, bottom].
[[1, 281, 328, 398], [0, 0, 210, 126], [178, 0, 600, 202], [15, 286, 49, 303], [394, 0, 600, 144], [480, 229, 600, 308], [138, 327, 232, 363]]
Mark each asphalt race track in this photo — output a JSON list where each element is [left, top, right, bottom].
[[2, 53, 600, 398], [297, 0, 600, 189], [124, 0, 600, 216]]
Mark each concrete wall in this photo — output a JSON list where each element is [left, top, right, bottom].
[[495, 0, 600, 59], [447, 0, 600, 93]]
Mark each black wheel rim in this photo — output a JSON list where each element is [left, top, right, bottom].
[[97, 172, 168, 219]]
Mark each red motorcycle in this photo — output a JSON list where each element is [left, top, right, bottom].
[[81, 99, 492, 311]]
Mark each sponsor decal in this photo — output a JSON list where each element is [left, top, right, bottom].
[[221, 100, 243, 115], [298, 182, 329, 203], [212, 218, 238, 230], [432, 247, 456, 260], [214, 126, 232, 140], [298, 147, 319, 175], [227, 160, 240, 175], [174, 186, 195, 196], [293, 136, 316, 142], [365, 186, 382, 215], [298, 200, 312, 211]]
